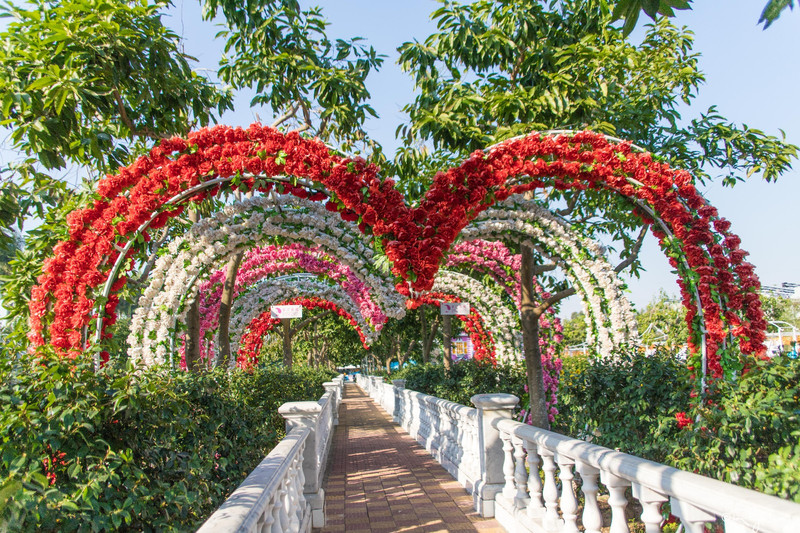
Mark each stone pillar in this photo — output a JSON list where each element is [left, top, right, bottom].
[[279, 401, 326, 528], [323, 381, 339, 425], [392, 379, 406, 424], [471, 393, 519, 517]]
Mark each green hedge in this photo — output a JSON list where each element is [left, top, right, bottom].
[[392, 359, 527, 407], [553, 350, 692, 462], [0, 352, 334, 531]]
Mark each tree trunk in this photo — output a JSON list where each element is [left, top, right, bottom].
[[185, 295, 202, 372], [282, 318, 292, 369], [216, 251, 244, 368], [521, 244, 549, 429], [185, 208, 202, 372], [420, 311, 430, 364], [442, 315, 453, 369]]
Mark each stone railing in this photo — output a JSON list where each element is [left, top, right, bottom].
[[359, 378, 800, 533], [197, 375, 344, 533]]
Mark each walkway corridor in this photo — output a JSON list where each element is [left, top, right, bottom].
[[320, 384, 505, 533]]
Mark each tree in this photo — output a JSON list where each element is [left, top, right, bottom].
[[562, 312, 588, 346], [395, 0, 796, 427], [760, 294, 800, 330], [635, 289, 689, 351], [0, 0, 232, 347]]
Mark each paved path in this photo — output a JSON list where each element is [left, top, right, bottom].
[[319, 384, 505, 533]]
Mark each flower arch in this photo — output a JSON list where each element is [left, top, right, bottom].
[[458, 199, 637, 356], [193, 243, 389, 362], [236, 296, 364, 370], [31, 124, 763, 383], [127, 196, 402, 365]]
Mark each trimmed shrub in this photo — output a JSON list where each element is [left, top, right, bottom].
[[0, 351, 334, 531]]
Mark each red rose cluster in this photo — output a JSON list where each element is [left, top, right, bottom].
[[29, 124, 764, 382]]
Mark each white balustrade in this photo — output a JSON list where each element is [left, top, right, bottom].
[[198, 375, 344, 533], [359, 376, 800, 533], [494, 417, 800, 533]]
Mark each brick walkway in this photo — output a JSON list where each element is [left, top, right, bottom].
[[319, 384, 505, 533]]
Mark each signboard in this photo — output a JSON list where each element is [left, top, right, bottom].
[[270, 305, 303, 319], [440, 302, 470, 316], [452, 334, 474, 362]]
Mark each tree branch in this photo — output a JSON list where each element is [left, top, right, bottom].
[[532, 263, 557, 275], [615, 225, 649, 273], [535, 287, 577, 315], [113, 88, 165, 139], [289, 101, 313, 134], [291, 309, 333, 336], [555, 193, 579, 216], [271, 103, 300, 128]]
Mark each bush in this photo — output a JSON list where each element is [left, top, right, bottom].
[[553, 349, 692, 462], [0, 351, 334, 532], [393, 359, 528, 407], [667, 355, 800, 502]]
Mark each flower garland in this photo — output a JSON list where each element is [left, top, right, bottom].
[[31, 125, 763, 381], [236, 296, 367, 370], [227, 278, 370, 360], [194, 243, 388, 362], [406, 292, 496, 363], [459, 199, 638, 357]]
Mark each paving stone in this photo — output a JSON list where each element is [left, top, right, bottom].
[[318, 384, 504, 532]]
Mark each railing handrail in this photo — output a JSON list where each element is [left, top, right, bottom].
[[496, 418, 800, 533], [197, 427, 310, 532]]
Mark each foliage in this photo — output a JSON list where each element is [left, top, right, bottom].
[[760, 293, 800, 330], [0, 0, 230, 172], [397, 0, 796, 197], [635, 289, 689, 350], [612, 0, 795, 32], [561, 312, 588, 346], [668, 355, 800, 502], [393, 359, 528, 407], [0, 350, 333, 531], [553, 349, 692, 462], [204, 0, 383, 152]]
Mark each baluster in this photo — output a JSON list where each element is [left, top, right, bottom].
[[512, 436, 528, 507], [501, 432, 517, 499], [525, 440, 544, 518], [670, 497, 717, 533], [555, 453, 579, 533], [631, 483, 667, 533], [271, 486, 285, 533], [600, 472, 631, 533], [575, 462, 602, 533], [262, 492, 277, 533], [539, 449, 561, 530]]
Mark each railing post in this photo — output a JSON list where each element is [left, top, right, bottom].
[[392, 379, 406, 424], [278, 401, 326, 528], [323, 381, 339, 425], [471, 393, 519, 517]]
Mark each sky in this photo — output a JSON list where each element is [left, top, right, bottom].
[[164, 0, 800, 318]]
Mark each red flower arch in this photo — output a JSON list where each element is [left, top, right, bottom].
[[236, 296, 368, 371], [30, 124, 763, 381]]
